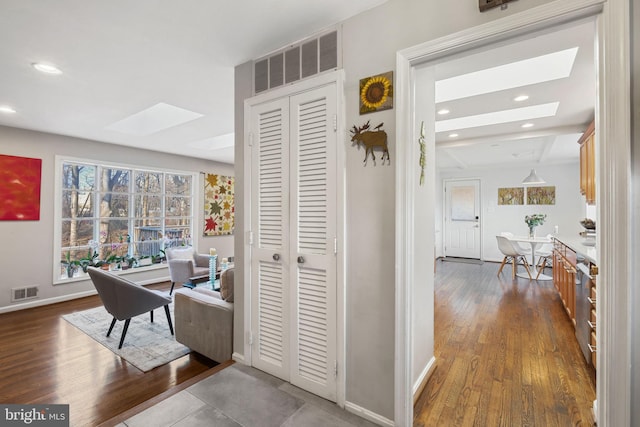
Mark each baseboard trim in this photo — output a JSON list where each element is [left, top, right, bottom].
[[0, 289, 98, 314], [0, 276, 170, 314], [232, 352, 246, 364], [344, 401, 394, 427], [413, 356, 437, 404]]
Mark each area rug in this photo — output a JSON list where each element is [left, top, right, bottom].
[[62, 303, 190, 372]]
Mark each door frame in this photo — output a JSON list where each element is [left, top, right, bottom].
[[243, 70, 347, 407], [394, 0, 631, 426], [442, 178, 482, 260]]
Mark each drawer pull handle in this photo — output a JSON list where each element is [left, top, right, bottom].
[[587, 320, 596, 329], [587, 297, 596, 304], [588, 344, 596, 353]]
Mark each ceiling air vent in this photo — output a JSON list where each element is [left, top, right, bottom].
[[253, 28, 341, 95]]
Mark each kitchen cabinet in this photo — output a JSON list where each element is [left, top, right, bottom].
[[578, 120, 596, 205], [553, 236, 598, 381], [553, 239, 577, 325]]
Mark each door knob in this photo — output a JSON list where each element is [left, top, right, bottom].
[[273, 253, 280, 261], [297, 256, 305, 264]]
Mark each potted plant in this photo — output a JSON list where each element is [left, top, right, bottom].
[[524, 214, 547, 238], [61, 251, 79, 278], [106, 254, 122, 270], [121, 255, 136, 270], [138, 255, 152, 266], [78, 249, 99, 273]]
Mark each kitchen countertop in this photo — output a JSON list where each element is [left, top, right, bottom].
[[554, 235, 598, 265]]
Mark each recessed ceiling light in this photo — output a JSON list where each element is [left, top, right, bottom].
[[32, 62, 62, 74], [437, 109, 450, 115], [491, 144, 500, 148], [0, 105, 16, 114], [435, 102, 559, 133], [448, 133, 459, 138], [521, 123, 535, 128], [435, 47, 578, 103], [514, 95, 529, 102]]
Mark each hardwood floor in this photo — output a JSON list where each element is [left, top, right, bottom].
[[0, 281, 217, 426], [414, 260, 596, 426]]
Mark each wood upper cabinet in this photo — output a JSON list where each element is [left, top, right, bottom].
[[578, 120, 596, 205]]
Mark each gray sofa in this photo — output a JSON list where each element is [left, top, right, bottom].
[[173, 268, 234, 363]]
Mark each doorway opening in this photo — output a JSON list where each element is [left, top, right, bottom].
[[394, 1, 632, 425]]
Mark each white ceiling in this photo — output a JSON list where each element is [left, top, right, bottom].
[[431, 20, 596, 171], [0, 0, 386, 164]]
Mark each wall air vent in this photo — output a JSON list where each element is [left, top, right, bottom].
[[12, 286, 39, 302], [253, 28, 341, 95]]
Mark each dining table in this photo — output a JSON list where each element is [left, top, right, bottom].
[[506, 235, 553, 280]]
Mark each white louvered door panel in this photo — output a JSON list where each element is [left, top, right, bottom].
[[289, 85, 337, 401], [250, 98, 291, 381]]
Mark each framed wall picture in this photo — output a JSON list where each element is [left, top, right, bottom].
[[359, 71, 393, 114], [497, 187, 524, 205], [527, 186, 556, 205], [0, 154, 42, 220], [203, 174, 235, 236]]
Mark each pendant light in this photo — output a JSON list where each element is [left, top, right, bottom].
[[522, 168, 545, 185]]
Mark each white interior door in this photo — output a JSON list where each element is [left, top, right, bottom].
[[289, 86, 337, 401], [444, 179, 481, 259], [250, 98, 291, 381], [249, 83, 337, 402]]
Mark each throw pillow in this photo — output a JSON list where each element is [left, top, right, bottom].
[[220, 268, 234, 302]]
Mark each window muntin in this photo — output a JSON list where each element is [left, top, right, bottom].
[[57, 159, 194, 280]]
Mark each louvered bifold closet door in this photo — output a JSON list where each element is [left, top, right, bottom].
[[289, 85, 337, 402], [250, 98, 291, 381]]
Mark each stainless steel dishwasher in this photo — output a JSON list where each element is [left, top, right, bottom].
[[575, 262, 593, 365]]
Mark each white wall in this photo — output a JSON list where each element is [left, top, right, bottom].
[[438, 163, 584, 262], [631, 0, 640, 424], [0, 125, 233, 311], [234, 0, 557, 421], [411, 65, 436, 397]]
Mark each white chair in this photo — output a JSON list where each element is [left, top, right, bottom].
[[534, 234, 554, 279], [166, 246, 209, 295], [500, 231, 531, 254], [496, 235, 533, 280]]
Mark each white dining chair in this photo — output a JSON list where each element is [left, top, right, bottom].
[[534, 234, 554, 279], [496, 235, 533, 280], [500, 231, 531, 254]]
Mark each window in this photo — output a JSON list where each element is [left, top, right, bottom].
[[56, 158, 195, 281]]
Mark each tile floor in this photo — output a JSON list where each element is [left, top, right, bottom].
[[117, 364, 378, 427]]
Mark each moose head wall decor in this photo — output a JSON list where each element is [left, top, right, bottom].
[[350, 120, 390, 165]]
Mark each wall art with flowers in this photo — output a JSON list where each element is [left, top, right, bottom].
[[203, 174, 235, 236], [359, 71, 393, 115]]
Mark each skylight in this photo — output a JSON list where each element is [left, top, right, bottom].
[[435, 102, 559, 133], [106, 103, 204, 136], [188, 133, 235, 151], [435, 47, 578, 103]]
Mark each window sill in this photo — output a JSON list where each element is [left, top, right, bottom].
[[54, 263, 168, 285]]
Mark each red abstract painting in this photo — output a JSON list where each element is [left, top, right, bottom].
[[0, 154, 42, 220]]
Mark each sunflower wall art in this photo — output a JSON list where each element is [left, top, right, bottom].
[[203, 173, 235, 236], [359, 71, 393, 115]]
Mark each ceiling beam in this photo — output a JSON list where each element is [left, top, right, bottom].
[[435, 124, 586, 148], [538, 136, 556, 163], [439, 147, 468, 169]]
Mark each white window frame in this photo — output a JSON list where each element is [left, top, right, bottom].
[[53, 155, 197, 284]]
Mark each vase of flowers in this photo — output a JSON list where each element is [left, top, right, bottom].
[[525, 214, 547, 238]]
